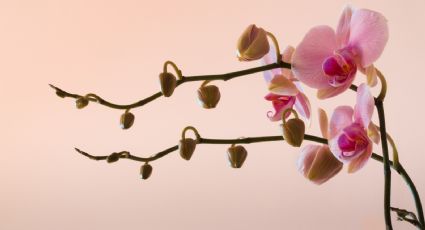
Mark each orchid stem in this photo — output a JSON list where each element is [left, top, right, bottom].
[[50, 61, 290, 110], [376, 100, 393, 230]]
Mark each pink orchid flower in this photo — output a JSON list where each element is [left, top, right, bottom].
[[291, 6, 389, 99], [297, 108, 343, 185], [328, 83, 380, 173], [263, 44, 311, 121]]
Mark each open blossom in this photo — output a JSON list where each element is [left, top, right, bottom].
[[263, 44, 311, 121], [328, 83, 379, 173], [292, 6, 388, 99]]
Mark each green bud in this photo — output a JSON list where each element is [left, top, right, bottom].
[[227, 145, 248, 168], [106, 152, 120, 163], [281, 118, 305, 147], [76, 97, 89, 109], [120, 112, 135, 130], [179, 138, 197, 161], [197, 85, 220, 109], [140, 163, 153, 180], [159, 72, 177, 97]]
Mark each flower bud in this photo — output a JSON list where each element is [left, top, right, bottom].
[[227, 145, 248, 168], [197, 85, 220, 109], [120, 111, 135, 129], [281, 118, 305, 147], [106, 152, 120, 163], [179, 138, 197, 161], [297, 145, 343, 185], [237, 24, 270, 61], [140, 163, 153, 180], [76, 97, 89, 109], [159, 72, 177, 97]]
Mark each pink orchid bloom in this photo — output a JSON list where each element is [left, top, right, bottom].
[[291, 6, 389, 99], [328, 83, 379, 173], [263, 44, 311, 121]]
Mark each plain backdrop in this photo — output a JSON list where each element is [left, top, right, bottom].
[[1, 0, 424, 229]]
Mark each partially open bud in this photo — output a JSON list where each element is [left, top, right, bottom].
[[227, 144, 248, 168], [297, 145, 343, 185], [140, 163, 153, 180], [159, 72, 177, 97], [107, 152, 120, 163], [76, 97, 89, 109], [197, 82, 220, 109], [281, 109, 305, 147], [120, 110, 135, 129], [179, 126, 200, 161], [179, 138, 197, 161], [237, 24, 270, 61]]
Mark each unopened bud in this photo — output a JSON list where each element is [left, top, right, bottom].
[[76, 97, 89, 109], [179, 138, 197, 161], [282, 118, 305, 147], [107, 152, 120, 163], [197, 85, 220, 109], [227, 145, 248, 168], [140, 163, 153, 180], [120, 111, 135, 129], [297, 145, 343, 185], [159, 72, 177, 97], [237, 24, 270, 61]]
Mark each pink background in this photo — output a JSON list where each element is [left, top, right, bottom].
[[1, 0, 424, 229]]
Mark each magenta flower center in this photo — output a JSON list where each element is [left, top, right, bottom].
[[322, 49, 357, 87], [337, 123, 368, 158]]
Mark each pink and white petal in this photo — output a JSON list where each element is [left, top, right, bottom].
[[292, 25, 338, 89], [282, 46, 297, 80], [328, 136, 345, 163], [261, 41, 282, 83], [294, 92, 311, 119], [268, 75, 299, 96], [368, 122, 381, 144], [348, 9, 389, 67], [297, 144, 321, 177], [267, 102, 293, 121], [365, 65, 378, 87], [316, 77, 354, 99], [347, 139, 373, 173], [318, 108, 329, 139], [329, 106, 354, 138], [336, 5, 354, 48], [354, 83, 374, 127]]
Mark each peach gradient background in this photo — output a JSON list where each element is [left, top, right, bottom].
[[1, 0, 424, 229]]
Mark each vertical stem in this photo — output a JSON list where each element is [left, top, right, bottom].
[[376, 100, 393, 230]]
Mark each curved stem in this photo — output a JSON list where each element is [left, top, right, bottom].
[[50, 61, 290, 110]]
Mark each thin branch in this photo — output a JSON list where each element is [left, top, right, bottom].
[[391, 207, 424, 229], [50, 62, 289, 110]]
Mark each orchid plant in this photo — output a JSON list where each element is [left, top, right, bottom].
[[51, 5, 424, 229]]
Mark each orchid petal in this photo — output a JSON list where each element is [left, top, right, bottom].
[[268, 75, 299, 96], [281, 46, 297, 81], [316, 71, 355, 99], [261, 41, 281, 83], [292, 25, 337, 89], [297, 145, 322, 177], [336, 5, 353, 48], [329, 106, 354, 138], [307, 146, 343, 185], [294, 92, 311, 119], [265, 93, 296, 122], [365, 65, 378, 87], [318, 108, 329, 139], [348, 9, 389, 67], [368, 122, 381, 144], [354, 83, 374, 128], [347, 139, 373, 173]]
